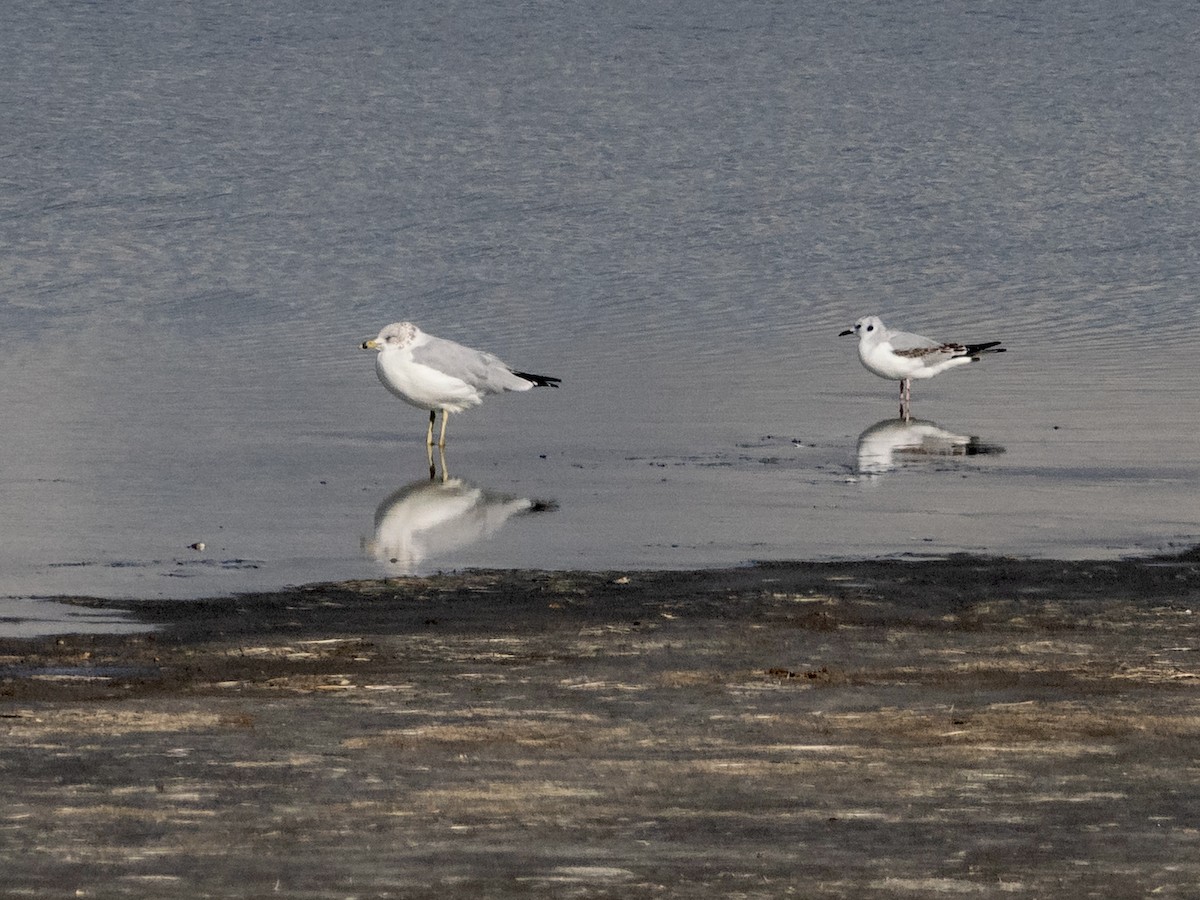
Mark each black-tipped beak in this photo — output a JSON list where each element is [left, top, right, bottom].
[[838, 329, 854, 337]]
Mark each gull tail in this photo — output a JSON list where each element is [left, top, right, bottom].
[[513, 371, 562, 388]]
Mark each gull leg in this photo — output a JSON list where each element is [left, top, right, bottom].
[[899, 378, 912, 420], [438, 410, 449, 448], [437, 445, 449, 483], [427, 441, 436, 480]]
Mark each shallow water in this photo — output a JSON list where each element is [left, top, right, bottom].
[[2, 0, 1198, 613]]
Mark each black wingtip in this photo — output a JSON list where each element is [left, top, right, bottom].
[[964, 341, 1005, 355], [514, 371, 562, 388]]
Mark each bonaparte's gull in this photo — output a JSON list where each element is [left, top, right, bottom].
[[840, 316, 1005, 418]]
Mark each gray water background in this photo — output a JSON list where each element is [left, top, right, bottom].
[[2, 0, 1198, 607]]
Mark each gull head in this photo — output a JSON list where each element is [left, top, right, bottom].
[[839, 315, 886, 344], [361, 321, 420, 351]]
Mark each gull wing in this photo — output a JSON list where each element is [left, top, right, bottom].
[[410, 335, 530, 393], [886, 328, 941, 352]]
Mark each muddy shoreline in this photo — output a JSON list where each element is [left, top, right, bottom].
[[3, 553, 1199, 897]]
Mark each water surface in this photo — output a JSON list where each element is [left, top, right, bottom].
[[2, 0, 1198, 611]]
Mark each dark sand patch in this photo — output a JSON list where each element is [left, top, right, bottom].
[[2, 553, 1199, 897]]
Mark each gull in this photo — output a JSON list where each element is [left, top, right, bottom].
[[839, 315, 1005, 418], [361, 322, 560, 446]]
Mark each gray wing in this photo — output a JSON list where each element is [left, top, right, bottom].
[[411, 335, 530, 392], [886, 328, 942, 352]]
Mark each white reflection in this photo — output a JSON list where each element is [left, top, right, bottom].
[[364, 476, 555, 573], [856, 417, 1004, 475]]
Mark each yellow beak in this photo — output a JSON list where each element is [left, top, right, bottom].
[[361, 339, 379, 350]]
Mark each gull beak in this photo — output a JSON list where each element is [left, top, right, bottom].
[[361, 339, 379, 350], [838, 329, 854, 337]]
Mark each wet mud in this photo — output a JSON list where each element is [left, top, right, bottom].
[[2, 552, 1199, 898]]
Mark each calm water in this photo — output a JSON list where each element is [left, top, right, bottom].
[[2, 0, 1198, 612]]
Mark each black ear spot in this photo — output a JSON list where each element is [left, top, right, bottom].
[[866, 324, 874, 332]]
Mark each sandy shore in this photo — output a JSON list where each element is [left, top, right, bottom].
[[2, 553, 1199, 898]]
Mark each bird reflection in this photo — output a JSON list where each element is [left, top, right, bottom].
[[364, 473, 556, 574], [856, 417, 1004, 475]]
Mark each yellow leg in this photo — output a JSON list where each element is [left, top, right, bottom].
[[426, 410, 436, 447], [438, 410, 449, 448]]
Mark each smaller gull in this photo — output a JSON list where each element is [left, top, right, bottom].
[[361, 322, 560, 446], [839, 315, 1005, 418]]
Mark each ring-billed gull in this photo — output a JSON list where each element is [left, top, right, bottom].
[[839, 315, 1005, 418], [361, 322, 560, 446]]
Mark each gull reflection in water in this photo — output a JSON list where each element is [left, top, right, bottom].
[[856, 417, 1004, 476], [364, 475, 556, 574]]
